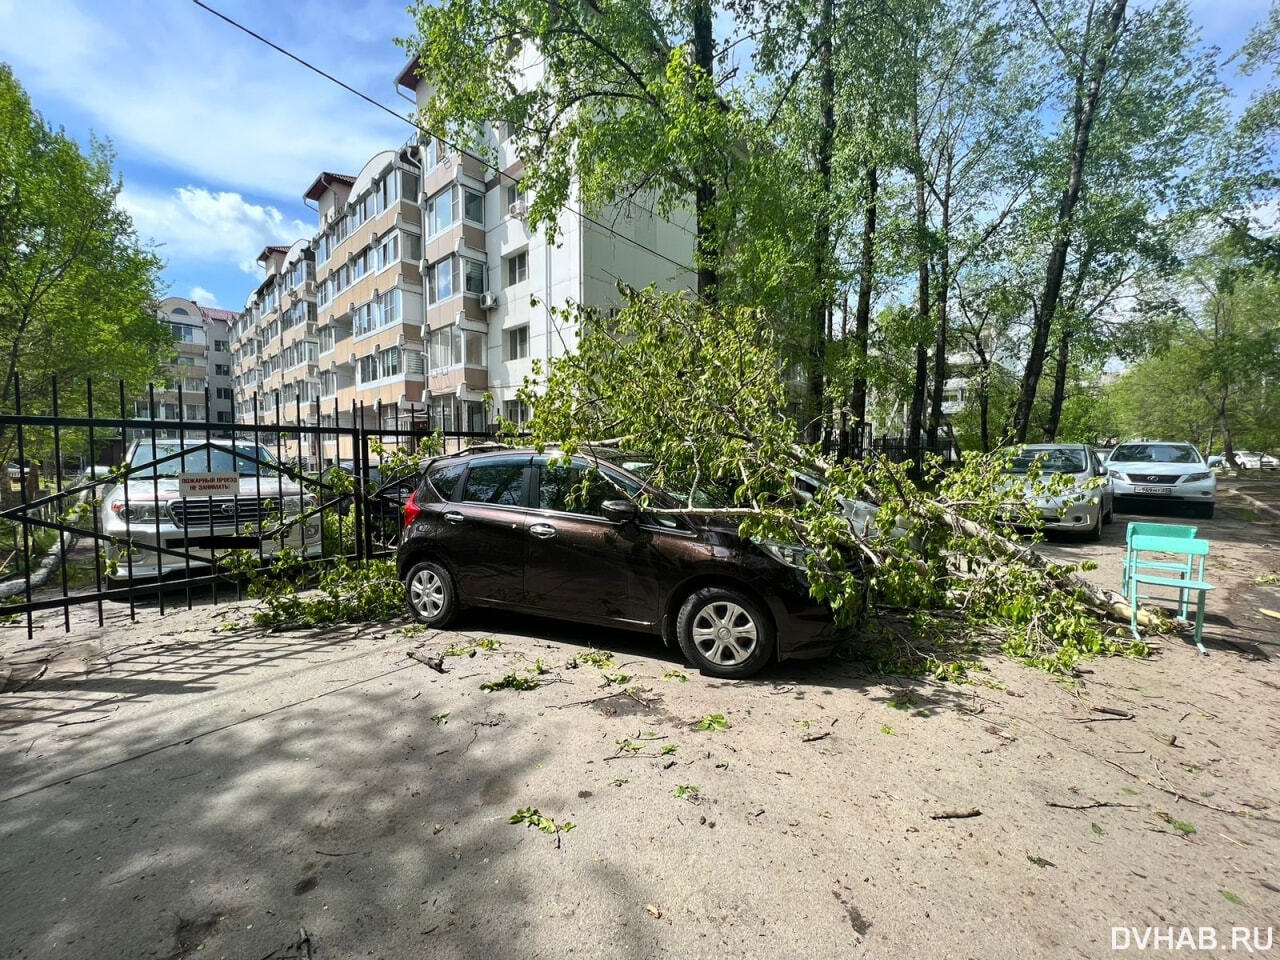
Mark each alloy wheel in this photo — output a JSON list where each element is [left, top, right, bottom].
[[690, 601, 759, 666]]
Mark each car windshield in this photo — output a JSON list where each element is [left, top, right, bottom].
[[1111, 443, 1201, 464], [1002, 447, 1087, 475], [129, 444, 278, 477]]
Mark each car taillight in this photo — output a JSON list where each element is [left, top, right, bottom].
[[403, 490, 420, 529]]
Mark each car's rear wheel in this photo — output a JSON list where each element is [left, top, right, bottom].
[[405, 560, 457, 626], [676, 587, 775, 679]]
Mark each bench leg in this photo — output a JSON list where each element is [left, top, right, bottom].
[[1129, 568, 1141, 642], [1192, 589, 1208, 657]]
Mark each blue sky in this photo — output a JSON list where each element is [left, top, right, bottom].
[[0, 0, 1272, 314]]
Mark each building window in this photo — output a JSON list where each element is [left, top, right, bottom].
[[463, 189, 484, 225], [404, 232, 422, 262], [215, 364, 230, 376], [428, 326, 484, 371], [378, 288, 402, 327], [505, 183, 525, 208], [379, 346, 400, 379], [378, 232, 399, 270], [505, 251, 528, 287], [169, 323, 197, 342], [503, 399, 530, 426], [216, 387, 233, 400], [427, 187, 455, 236], [464, 258, 485, 295], [213, 339, 229, 353], [358, 355, 378, 384], [430, 258, 455, 304], [216, 411, 233, 424], [505, 325, 529, 361]]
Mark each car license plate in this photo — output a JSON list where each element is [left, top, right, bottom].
[[1134, 486, 1168, 494]]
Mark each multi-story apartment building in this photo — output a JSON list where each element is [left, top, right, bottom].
[[141, 297, 236, 440], [230, 55, 695, 469]]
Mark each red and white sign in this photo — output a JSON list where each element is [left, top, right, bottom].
[[177, 472, 240, 497]]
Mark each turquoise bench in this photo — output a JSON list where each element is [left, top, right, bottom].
[[1124, 522, 1197, 617], [1126, 531, 1212, 656]]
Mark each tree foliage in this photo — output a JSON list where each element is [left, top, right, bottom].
[[517, 288, 1149, 673], [0, 66, 167, 441]]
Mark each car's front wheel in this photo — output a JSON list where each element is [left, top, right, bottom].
[[405, 560, 457, 626], [676, 587, 775, 679], [1196, 502, 1215, 520]]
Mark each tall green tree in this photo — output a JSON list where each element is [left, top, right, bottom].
[[401, 0, 739, 299], [0, 65, 166, 450]]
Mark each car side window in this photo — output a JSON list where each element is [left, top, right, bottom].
[[427, 462, 465, 500], [461, 459, 528, 506], [537, 461, 642, 518]]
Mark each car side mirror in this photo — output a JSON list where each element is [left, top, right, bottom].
[[1096, 466, 1108, 477], [601, 499, 638, 524]]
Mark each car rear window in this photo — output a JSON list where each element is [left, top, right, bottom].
[[427, 462, 465, 500], [461, 460, 527, 506]]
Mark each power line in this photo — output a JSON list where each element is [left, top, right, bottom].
[[190, 0, 700, 279]]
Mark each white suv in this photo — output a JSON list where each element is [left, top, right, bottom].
[[1106, 441, 1216, 518], [100, 440, 320, 584]]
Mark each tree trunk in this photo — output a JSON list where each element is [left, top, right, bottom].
[[850, 165, 878, 438], [1009, 0, 1128, 443], [909, 163, 929, 470], [805, 0, 836, 446], [690, 0, 719, 302], [1042, 329, 1072, 441], [927, 183, 951, 448]]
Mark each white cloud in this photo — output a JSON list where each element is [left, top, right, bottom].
[[189, 286, 220, 307], [121, 185, 311, 275], [0, 0, 413, 201]]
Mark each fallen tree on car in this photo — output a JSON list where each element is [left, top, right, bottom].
[[507, 288, 1155, 674]]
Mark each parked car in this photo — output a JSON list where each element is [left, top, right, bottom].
[[318, 461, 418, 545], [101, 440, 320, 584], [1105, 441, 1216, 518], [998, 444, 1113, 540], [1234, 451, 1279, 471], [396, 448, 842, 678]]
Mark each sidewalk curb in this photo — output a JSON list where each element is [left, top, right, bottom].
[[1222, 486, 1280, 521]]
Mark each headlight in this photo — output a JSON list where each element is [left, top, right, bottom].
[[1110, 472, 1127, 481], [1183, 472, 1210, 482], [110, 501, 171, 524], [283, 494, 318, 516], [757, 541, 814, 569]]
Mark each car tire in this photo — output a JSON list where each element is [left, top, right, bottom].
[[1103, 499, 1114, 524], [1197, 503, 1215, 520], [1086, 507, 1103, 541], [405, 560, 457, 626], [676, 586, 775, 679]]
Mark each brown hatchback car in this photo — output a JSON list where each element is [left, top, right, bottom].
[[396, 449, 841, 678]]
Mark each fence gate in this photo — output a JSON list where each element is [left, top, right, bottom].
[[0, 376, 497, 638]]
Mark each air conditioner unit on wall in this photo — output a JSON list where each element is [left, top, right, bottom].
[[479, 291, 499, 310], [508, 200, 527, 219]]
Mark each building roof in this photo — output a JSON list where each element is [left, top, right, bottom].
[[198, 306, 239, 323], [303, 171, 357, 202], [395, 57, 420, 91]]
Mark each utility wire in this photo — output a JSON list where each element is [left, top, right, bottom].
[[190, 0, 700, 280]]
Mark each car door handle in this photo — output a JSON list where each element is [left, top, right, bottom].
[[530, 522, 557, 539], [442, 511, 464, 524]]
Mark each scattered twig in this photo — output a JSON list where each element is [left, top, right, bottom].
[[407, 651, 446, 673], [314, 849, 368, 857], [56, 707, 119, 727], [929, 808, 982, 820], [802, 731, 832, 743], [1046, 800, 1140, 811]]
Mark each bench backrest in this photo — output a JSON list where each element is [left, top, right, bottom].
[[1126, 522, 1197, 545]]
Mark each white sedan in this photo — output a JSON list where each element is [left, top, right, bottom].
[[1106, 441, 1216, 518]]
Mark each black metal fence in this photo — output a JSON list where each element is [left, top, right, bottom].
[[0, 376, 499, 638]]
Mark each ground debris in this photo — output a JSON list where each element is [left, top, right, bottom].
[[929, 808, 982, 820], [407, 651, 446, 673]]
